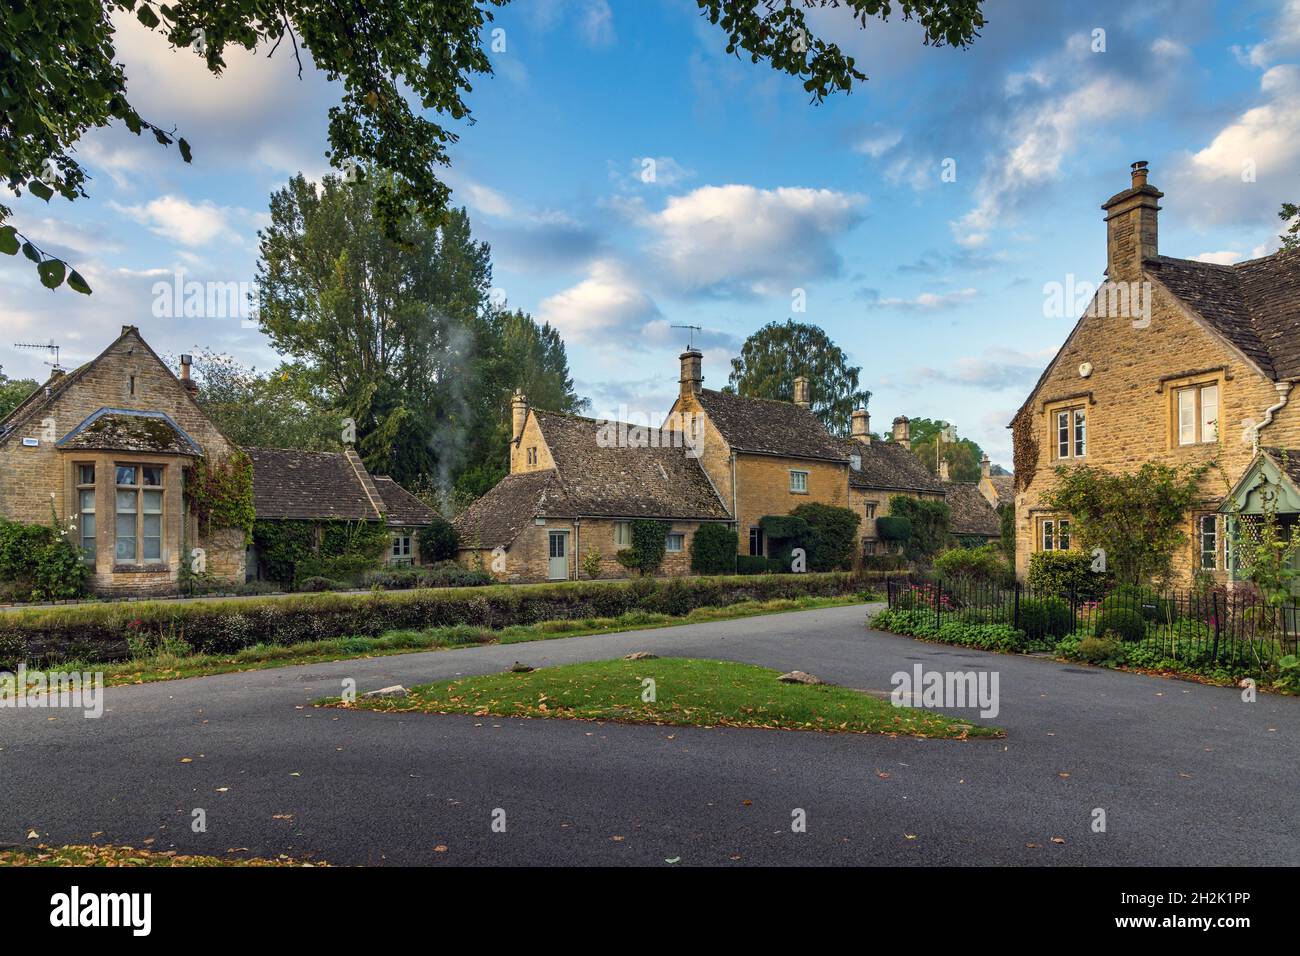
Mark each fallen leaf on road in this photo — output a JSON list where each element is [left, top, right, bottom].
[[433, 845, 448, 853], [665, 857, 680, 864], [1058, 772, 1070, 778], [179, 757, 193, 764], [904, 834, 917, 840], [26, 830, 38, 840], [742, 799, 752, 806], [1026, 842, 1042, 849], [1051, 837, 1065, 844]]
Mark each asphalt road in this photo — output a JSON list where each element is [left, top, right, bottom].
[[3, 603, 1297, 866]]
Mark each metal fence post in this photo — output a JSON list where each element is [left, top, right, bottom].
[[1013, 582, 1021, 631], [1210, 589, 1221, 663]]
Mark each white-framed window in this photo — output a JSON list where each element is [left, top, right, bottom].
[[864, 502, 877, 520], [748, 526, 764, 556], [115, 464, 164, 563], [392, 534, 412, 559], [1176, 383, 1219, 446], [526, 447, 538, 465], [665, 533, 685, 553], [1055, 408, 1086, 459], [1198, 514, 1219, 570], [790, 470, 809, 493], [614, 521, 631, 547], [1040, 517, 1070, 551], [76, 463, 95, 563]]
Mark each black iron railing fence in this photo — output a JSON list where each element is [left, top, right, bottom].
[[885, 576, 1299, 669]]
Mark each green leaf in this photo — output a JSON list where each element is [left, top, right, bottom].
[[67, 270, 92, 295], [0, 226, 17, 256], [37, 259, 66, 289], [178, 137, 192, 163], [21, 242, 40, 263], [28, 180, 53, 201], [137, 5, 160, 29]]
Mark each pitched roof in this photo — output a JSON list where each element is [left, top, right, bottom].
[[1145, 251, 1300, 379], [245, 446, 384, 522], [1261, 447, 1300, 490], [56, 408, 203, 456], [372, 476, 437, 527], [987, 473, 1014, 503], [452, 470, 561, 549], [531, 410, 730, 520], [693, 389, 848, 462], [943, 481, 1001, 537], [839, 437, 944, 494]]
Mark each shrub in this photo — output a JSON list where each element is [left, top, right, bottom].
[[790, 502, 861, 572], [735, 555, 784, 574], [1093, 607, 1146, 642], [1277, 655, 1300, 694], [1027, 550, 1108, 596], [297, 576, 345, 593], [933, 544, 1013, 587], [0, 515, 87, 602], [417, 516, 459, 563], [887, 496, 950, 562], [1017, 596, 1072, 638], [1074, 635, 1127, 666], [1099, 584, 1176, 622], [859, 552, 908, 572], [621, 520, 670, 575], [690, 524, 738, 574], [581, 546, 603, 580], [0, 572, 867, 666], [875, 515, 911, 543]]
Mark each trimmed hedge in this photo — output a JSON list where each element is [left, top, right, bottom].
[[690, 524, 739, 574], [0, 572, 871, 667], [1094, 607, 1146, 642]]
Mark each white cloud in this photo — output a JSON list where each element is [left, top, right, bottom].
[[625, 156, 694, 188], [110, 195, 241, 247], [853, 129, 902, 158], [1173, 64, 1300, 226], [581, 0, 616, 46], [913, 347, 1055, 389], [1191, 250, 1243, 265], [1238, 0, 1300, 68], [639, 184, 865, 296], [866, 287, 978, 311], [536, 259, 660, 343]]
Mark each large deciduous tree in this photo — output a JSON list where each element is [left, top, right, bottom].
[[1, 1, 986, 289], [727, 320, 871, 435], [0, 371, 40, 420], [906, 417, 986, 482]]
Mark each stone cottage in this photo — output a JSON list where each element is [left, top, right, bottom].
[[1012, 162, 1300, 588], [0, 326, 435, 595]]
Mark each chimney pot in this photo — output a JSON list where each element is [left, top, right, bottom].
[[679, 349, 703, 398], [793, 375, 811, 409], [851, 407, 871, 445], [1102, 160, 1162, 279], [980, 453, 991, 479], [510, 388, 529, 473], [1131, 160, 1149, 187], [891, 415, 911, 450], [178, 354, 198, 397]]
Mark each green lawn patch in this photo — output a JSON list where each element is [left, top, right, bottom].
[[326, 657, 1003, 739]]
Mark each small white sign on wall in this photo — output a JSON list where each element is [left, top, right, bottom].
[[21, 438, 38, 447]]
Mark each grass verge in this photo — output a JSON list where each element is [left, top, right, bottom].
[[324, 656, 1003, 739], [0, 844, 325, 867], [57, 594, 873, 688]]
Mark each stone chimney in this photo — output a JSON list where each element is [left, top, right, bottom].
[[793, 375, 811, 409], [509, 388, 528, 474], [891, 415, 910, 450], [679, 348, 703, 398], [851, 407, 870, 445], [980, 453, 991, 479], [178, 354, 199, 398], [938, 459, 951, 483], [1101, 160, 1162, 280]]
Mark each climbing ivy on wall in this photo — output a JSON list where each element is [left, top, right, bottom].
[[185, 451, 255, 543], [1011, 410, 1038, 493]]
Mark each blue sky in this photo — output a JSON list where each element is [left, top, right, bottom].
[[3, 0, 1299, 466]]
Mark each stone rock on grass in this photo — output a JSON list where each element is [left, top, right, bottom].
[[623, 651, 658, 660], [509, 662, 534, 673], [362, 685, 407, 699], [777, 670, 827, 686]]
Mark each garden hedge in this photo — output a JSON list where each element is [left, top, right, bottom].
[[0, 571, 887, 667]]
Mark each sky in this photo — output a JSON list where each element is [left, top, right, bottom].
[[3, 0, 1299, 468]]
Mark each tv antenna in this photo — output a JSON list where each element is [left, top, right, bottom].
[[14, 338, 62, 372], [671, 324, 703, 350]]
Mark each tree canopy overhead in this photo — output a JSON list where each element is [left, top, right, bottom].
[[726, 319, 871, 435], [1, 0, 988, 289]]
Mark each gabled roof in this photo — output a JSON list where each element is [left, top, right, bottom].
[[531, 409, 731, 520], [452, 470, 561, 550], [1145, 250, 1300, 380], [985, 473, 1014, 504], [839, 437, 944, 494], [56, 407, 203, 456], [943, 481, 1001, 537], [372, 476, 436, 527], [245, 446, 386, 522], [693, 388, 848, 462]]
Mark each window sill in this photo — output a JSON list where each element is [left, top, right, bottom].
[[111, 564, 169, 574]]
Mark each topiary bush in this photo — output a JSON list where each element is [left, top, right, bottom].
[[875, 515, 911, 543], [933, 544, 1014, 587], [1074, 634, 1128, 666], [1018, 596, 1072, 638], [1094, 607, 1147, 642], [1027, 550, 1109, 596], [690, 524, 738, 574], [789, 502, 861, 571]]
